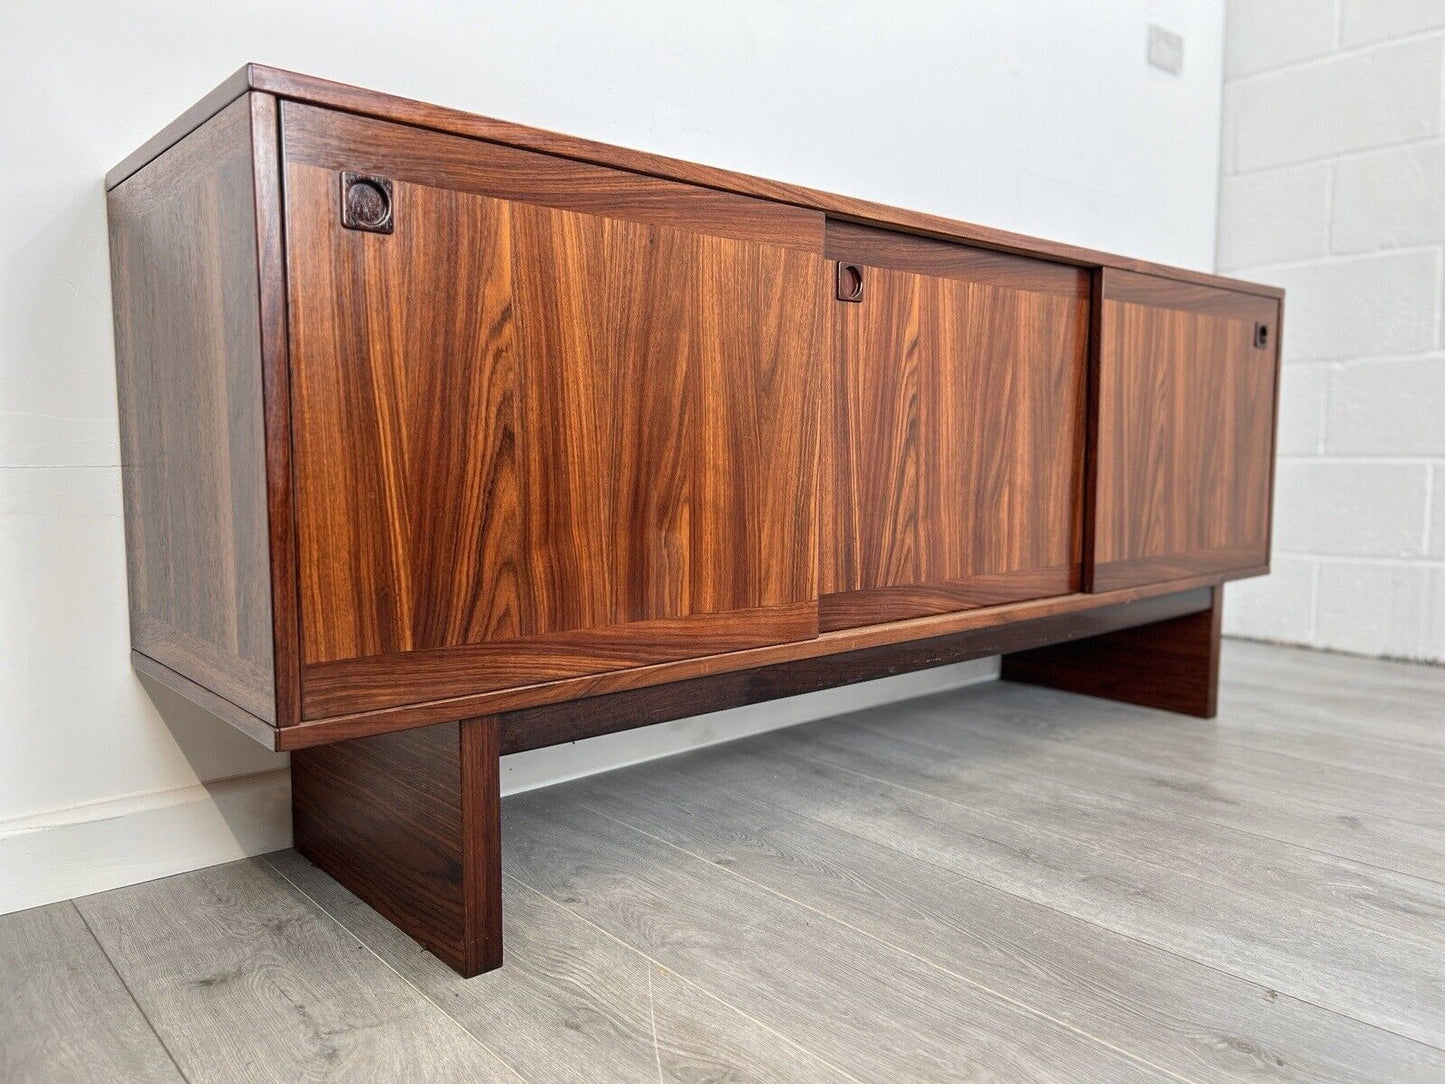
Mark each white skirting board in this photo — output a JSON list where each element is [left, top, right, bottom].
[[0, 769, 293, 916], [1, 658, 999, 915]]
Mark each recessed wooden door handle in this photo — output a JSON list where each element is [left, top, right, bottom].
[[1252, 322, 1270, 349], [340, 172, 394, 234], [836, 262, 864, 302]]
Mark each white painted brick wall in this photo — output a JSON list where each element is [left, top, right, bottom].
[[1220, 0, 1445, 662], [1224, 0, 1339, 79]]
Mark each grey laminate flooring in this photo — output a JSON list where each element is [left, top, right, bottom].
[[4, 640, 1443, 1082]]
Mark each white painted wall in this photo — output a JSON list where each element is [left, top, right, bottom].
[[0, 0, 1226, 914], [1219, 0, 1445, 662]]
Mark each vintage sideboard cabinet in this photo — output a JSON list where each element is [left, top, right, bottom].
[[107, 66, 1283, 976]]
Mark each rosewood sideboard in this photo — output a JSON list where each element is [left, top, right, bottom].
[[107, 65, 1283, 976]]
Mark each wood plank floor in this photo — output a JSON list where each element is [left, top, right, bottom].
[[4, 640, 1443, 1082]]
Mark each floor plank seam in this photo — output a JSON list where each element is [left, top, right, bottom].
[[1205, 732, 1445, 786], [501, 870, 873, 1084], [574, 799, 1202, 1084], [645, 962, 664, 1084], [774, 739, 1445, 954], [845, 706, 1445, 835], [838, 716, 1445, 886], [10, 641, 1438, 1080], [69, 899, 193, 1084], [259, 853, 532, 1084], [657, 746, 1445, 1051], [942, 687, 1445, 832]]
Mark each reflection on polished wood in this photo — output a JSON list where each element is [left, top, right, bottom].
[[107, 66, 1282, 975]]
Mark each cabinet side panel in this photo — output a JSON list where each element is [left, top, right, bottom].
[[108, 95, 275, 722]]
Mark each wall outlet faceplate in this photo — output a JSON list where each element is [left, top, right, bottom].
[[1148, 24, 1184, 75]]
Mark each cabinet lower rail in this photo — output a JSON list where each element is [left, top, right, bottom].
[[291, 584, 1222, 977]]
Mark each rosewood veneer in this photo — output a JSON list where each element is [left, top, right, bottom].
[[108, 66, 1283, 975]]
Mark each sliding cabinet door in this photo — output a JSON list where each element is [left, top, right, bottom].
[[822, 222, 1089, 631], [1090, 269, 1280, 592], [281, 104, 827, 717]]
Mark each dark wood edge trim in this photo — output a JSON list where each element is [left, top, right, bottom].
[[822, 219, 1090, 297], [130, 615, 275, 722], [131, 650, 280, 749], [1092, 561, 1269, 595], [817, 571, 1078, 633], [460, 717, 503, 974], [107, 63, 1280, 299], [1206, 587, 1225, 716], [106, 64, 256, 189], [272, 569, 1251, 750], [1081, 267, 1104, 592], [280, 100, 825, 255], [1264, 297, 1284, 562], [300, 600, 819, 719], [249, 92, 303, 729], [500, 588, 1215, 755], [1101, 267, 1283, 315]]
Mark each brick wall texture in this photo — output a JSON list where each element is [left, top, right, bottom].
[[1219, 0, 1445, 661]]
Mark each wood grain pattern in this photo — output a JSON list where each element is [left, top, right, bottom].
[[283, 112, 826, 717], [507, 200, 824, 631], [1003, 585, 1224, 717], [131, 650, 278, 748], [17, 644, 1442, 1082], [74, 859, 516, 1079], [824, 219, 1091, 296], [270, 850, 853, 1084], [1091, 269, 1280, 592], [303, 603, 817, 718], [292, 716, 503, 976], [284, 162, 524, 663], [569, 745, 1445, 1084], [504, 790, 1170, 1082], [498, 588, 1213, 755], [0, 903, 185, 1083], [822, 223, 1089, 629], [275, 570, 1254, 749], [282, 101, 822, 252], [752, 717, 1445, 1048], [108, 94, 275, 723], [461, 717, 505, 975], [112, 65, 1282, 300], [107, 68, 1284, 753]]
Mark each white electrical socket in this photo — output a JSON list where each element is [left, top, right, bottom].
[[1148, 24, 1184, 75]]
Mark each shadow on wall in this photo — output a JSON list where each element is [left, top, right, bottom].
[[0, 179, 288, 913], [135, 675, 288, 800]]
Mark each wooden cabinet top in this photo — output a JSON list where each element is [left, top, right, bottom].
[[108, 63, 1281, 302]]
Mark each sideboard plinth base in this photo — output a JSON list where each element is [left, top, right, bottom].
[[291, 716, 502, 977], [1001, 586, 1223, 718]]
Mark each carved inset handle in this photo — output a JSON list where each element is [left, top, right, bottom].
[[1253, 322, 1270, 350], [340, 172, 394, 234], [836, 262, 864, 303]]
